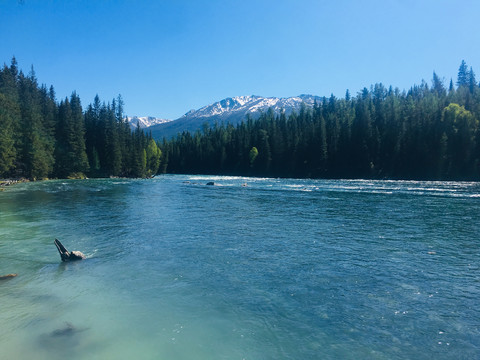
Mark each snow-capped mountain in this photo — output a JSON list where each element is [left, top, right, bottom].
[[149, 94, 321, 139], [126, 116, 171, 130], [180, 94, 319, 119]]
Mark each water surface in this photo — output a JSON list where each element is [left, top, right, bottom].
[[0, 176, 479, 359]]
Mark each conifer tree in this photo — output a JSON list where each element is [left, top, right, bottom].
[[0, 94, 17, 176], [69, 92, 89, 176], [432, 72, 446, 96], [103, 104, 122, 176], [55, 97, 72, 177], [468, 67, 477, 93], [18, 68, 55, 179], [457, 60, 469, 87], [448, 79, 455, 94], [0, 60, 21, 177]]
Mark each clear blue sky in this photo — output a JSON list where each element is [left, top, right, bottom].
[[1, 0, 479, 119]]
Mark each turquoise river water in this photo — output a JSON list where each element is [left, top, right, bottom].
[[0, 175, 479, 359]]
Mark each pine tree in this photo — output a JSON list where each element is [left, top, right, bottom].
[[0, 60, 21, 177], [69, 92, 89, 176], [131, 124, 146, 177], [448, 79, 455, 94], [432, 72, 446, 96], [345, 89, 351, 101], [457, 60, 469, 87], [0, 94, 17, 176], [55, 98, 72, 177], [18, 68, 55, 179], [103, 104, 122, 176], [468, 67, 477, 93]]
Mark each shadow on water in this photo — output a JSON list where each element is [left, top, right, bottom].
[[35, 321, 107, 360], [37, 322, 88, 348]]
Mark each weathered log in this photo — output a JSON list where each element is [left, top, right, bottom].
[[54, 239, 86, 262], [0, 273, 17, 280]]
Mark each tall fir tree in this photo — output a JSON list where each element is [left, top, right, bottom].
[[0, 94, 17, 176], [457, 60, 469, 87], [18, 67, 55, 179]]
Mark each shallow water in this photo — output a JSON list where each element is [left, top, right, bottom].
[[0, 176, 479, 359]]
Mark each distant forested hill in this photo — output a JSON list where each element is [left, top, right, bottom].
[[160, 61, 480, 181], [0, 58, 161, 180]]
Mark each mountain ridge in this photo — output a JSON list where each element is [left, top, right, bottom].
[[144, 94, 322, 139]]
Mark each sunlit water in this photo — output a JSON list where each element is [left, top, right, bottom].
[[0, 175, 479, 360]]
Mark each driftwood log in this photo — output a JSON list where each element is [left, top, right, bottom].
[[54, 239, 86, 262], [0, 273, 17, 280]]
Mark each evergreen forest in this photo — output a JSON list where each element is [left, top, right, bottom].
[[1, 58, 480, 181], [161, 60, 480, 181], [0, 58, 161, 180]]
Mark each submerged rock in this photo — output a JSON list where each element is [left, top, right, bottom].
[[50, 322, 83, 337], [206, 181, 215, 186], [38, 322, 89, 353]]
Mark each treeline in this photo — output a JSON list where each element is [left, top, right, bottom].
[[0, 58, 161, 180], [161, 61, 480, 181]]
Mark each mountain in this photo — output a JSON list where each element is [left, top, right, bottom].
[[126, 116, 171, 130], [149, 94, 322, 140]]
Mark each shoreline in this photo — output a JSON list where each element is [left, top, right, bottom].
[[0, 176, 154, 189], [0, 178, 29, 188]]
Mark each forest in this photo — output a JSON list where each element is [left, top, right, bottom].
[[161, 61, 480, 181], [0, 58, 161, 180], [1, 59, 480, 181]]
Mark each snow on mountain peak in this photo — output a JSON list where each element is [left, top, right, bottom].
[[144, 94, 325, 139], [126, 116, 171, 129], [182, 94, 314, 120]]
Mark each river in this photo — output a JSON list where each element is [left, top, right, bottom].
[[0, 175, 479, 359]]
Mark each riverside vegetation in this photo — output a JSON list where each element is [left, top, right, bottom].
[[1, 58, 480, 181]]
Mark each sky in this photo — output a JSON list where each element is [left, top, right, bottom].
[[1, 0, 479, 120]]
